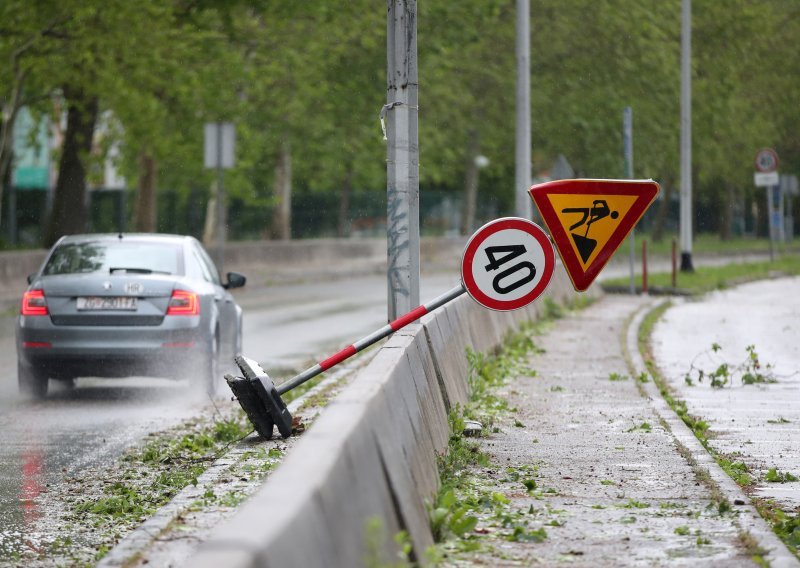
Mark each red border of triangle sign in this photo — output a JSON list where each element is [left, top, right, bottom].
[[529, 179, 660, 292]]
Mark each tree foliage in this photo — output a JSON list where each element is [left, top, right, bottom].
[[0, 0, 797, 245]]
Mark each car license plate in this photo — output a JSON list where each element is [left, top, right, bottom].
[[76, 296, 138, 311]]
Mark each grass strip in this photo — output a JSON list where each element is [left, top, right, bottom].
[[421, 297, 594, 564], [42, 409, 255, 566], [611, 233, 797, 257], [604, 253, 800, 295]]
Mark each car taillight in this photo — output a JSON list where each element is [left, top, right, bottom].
[[166, 290, 199, 316], [21, 290, 48, 316], [23, 341, 52, 348]]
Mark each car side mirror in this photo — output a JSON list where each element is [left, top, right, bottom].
[[225, 272, 246, 290], [27, 273, 36, 285]]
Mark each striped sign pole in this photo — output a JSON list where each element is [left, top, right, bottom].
[[275, 284, 466, 395], [228, 284, 467, 440]]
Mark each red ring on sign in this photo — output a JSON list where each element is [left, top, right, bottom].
[[461, 218, 555, 311], [754, 148, 779, 173]]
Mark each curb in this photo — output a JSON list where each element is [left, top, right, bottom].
[[625, 298, 799, 568]]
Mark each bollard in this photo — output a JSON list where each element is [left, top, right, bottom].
[[642, 239, 648, 294], [226, 285, 467, 439], [671, 237, 677, 288]]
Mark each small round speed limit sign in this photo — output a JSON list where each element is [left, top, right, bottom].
[[461, 217, 555, 311]]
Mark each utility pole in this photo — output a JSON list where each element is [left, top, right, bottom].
[[386, 0, 420, 320], [623, 107, 635, 293], [679, 0, 694, 271], [515, 0, 532, 220]]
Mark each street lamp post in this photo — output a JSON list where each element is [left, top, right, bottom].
[[679, 0, 694, 272], [515, 0, 532, 220]]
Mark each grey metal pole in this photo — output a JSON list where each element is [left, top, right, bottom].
[[117, 189, 126, 233], [777, 183, 785, 243], [515, 0, 532, 220], [215, 123, 226, 273], [623, 107, 635, 293], [679, 0, 694, 272], [386, 0, 420, 320], [767, 187, 775, 261]]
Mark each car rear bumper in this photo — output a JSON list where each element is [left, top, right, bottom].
[[20, 348, 203, 380], [17, 315, 210, 380]]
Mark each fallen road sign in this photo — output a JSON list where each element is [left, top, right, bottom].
[[529, 179, 659, 291], [225, 284, 467, 439], [226, 218, 556, 439]]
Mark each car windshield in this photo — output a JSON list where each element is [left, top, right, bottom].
[[43, 241, 182, 276]]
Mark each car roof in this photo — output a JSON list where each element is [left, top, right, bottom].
[[56, 233, 196, 246]]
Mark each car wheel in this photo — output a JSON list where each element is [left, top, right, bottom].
[[18, 361, 48, 400]]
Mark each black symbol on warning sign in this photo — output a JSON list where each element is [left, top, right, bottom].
[[561, 200, 619, 263]]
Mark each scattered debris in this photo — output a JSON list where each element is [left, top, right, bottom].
[[291, 415, 306, 435], [463, 420, 483, 438]]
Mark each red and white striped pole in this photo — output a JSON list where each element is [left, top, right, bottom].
[[275, 284, 466, 395]]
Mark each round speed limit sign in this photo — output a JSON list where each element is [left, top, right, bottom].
[[461, 217, 555, 311]]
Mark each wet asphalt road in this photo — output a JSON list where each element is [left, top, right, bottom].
[[0, 251, 782, 558], [0, 272, 460, 558]]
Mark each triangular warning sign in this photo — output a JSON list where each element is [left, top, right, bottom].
[[529, 179, 660, 291]]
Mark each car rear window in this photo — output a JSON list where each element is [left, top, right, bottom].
[[43, 241, 182, 276]]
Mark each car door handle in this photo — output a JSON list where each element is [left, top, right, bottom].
[[214, 294, 222, 301]]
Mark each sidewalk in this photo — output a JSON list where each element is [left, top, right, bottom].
[[445, 294, 796, 567]]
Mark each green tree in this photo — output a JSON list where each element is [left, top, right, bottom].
[[692, 0, 782, 238], [4, 0, 796, 246], [422, 0, 517, 233], [0, 1, 65, 235]]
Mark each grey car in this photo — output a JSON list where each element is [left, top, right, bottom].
[[16, 233, 246, 398]]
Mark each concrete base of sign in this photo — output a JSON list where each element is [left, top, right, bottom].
[[189, 264, 592, 567]]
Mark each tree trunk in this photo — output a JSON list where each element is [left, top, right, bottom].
[[0, 137, 13, 239], [337, 166, 353, 238], [0, 110, 19, 228], [43, 87, 99, 247], [202, 189, 216, 246], [460, 129, 481, 236], [272, 138, 292, 240], [134, 151, 157, 232], [0, 62, 29, 227], [651, 174, 673, 242]]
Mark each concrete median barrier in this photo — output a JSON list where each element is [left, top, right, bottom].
[[190, 264, 596, 568]]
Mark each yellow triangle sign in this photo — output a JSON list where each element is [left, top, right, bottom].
[[529, 179, 660, 291], [546, 193, 638, 269]]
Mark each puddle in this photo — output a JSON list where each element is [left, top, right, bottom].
[[0, 447, 46, 558]]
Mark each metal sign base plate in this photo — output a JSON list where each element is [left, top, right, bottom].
[[226, 374, 277, 439], [227, 356, 293, 439]]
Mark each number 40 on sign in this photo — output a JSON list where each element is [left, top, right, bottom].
[[461, 217, 556, 311]]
